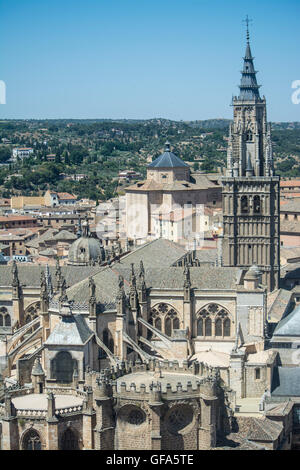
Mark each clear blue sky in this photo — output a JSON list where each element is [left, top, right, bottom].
[[0, 0, 299, 121]]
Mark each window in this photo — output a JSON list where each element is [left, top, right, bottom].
[[253, 195, 261, 214], [166, 405, 194, 435], [197, 304, 231, 338], [155, 317, 162, 331], [24, 302, 40, 324], [51, 351, 77, 383], [224, 318, 231, 337], [60, 429, 78, 450], [0, 307, 11, 327], [215, 318, 222, 336], [103, 328, 114, 353], [255, 368, 261, 380], [22, 429, 42, 450], [197, 318, 203, 336], [246, 131, 253, 142], [241, 196, 249, 214], [149, 303, 179, 337], [205, 317, 212, 336], [165, 317, 171, 336]]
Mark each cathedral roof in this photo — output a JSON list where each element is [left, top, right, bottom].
[[118, 238, 187, 269], [271, 367, 300, 397], [0, 264, 101, 287], [191, 349, 230, 367], [62, 264, 240, 312], [52, 230, 77, 242], [273, 303, 300, 336], [244, 418, 283, 442], [148, 143, 189, 169], [126, 174, 218, 192], [267, 288, 293, 323], [45, 313, 93, 346]]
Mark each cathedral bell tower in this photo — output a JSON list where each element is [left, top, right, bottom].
[[222, 19, 280, 292]]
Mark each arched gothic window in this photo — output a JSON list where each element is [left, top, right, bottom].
[[24, 302, 40, 324], [205, 317, 212, 336], [149, 303, 180, 337], [246, 131, 253, 142], [155, 317, 162, 331], [224, 318, 231, 337], [253, 195, 261, 214], [197, 318, 203, 336], [103, 328, 114, 353], [0, 307, 11, 327], [22, 429, 42, 450], [51, 351, 77, 383], [241, 196, 249, 214], [196, 304, 232, 338], [60, 428, 79, 450], [173, 317, 180, 330], [215, 317, 222, 336]]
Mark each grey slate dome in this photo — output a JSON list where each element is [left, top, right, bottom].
[[68, 219, 105, 266], [148, 142, 189, 169]]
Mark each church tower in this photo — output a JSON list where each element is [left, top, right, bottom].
[[222, 20, 280, 292]]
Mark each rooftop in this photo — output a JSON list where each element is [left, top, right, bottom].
[[148, 143, 189, 169], [12, 393, 83, 411]]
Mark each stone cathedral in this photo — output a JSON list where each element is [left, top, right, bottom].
[[0, 26, 298, 451], [222, 28, 280, 292]]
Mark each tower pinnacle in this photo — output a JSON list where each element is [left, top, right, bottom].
[[238, 16, 260, 101], [243, 15, 252, 44]]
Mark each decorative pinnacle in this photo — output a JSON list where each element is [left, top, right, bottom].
[[243, 15, 252, 44], [165, 141, 171, 152]]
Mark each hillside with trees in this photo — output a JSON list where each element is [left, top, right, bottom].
[[0, 119, 300, 200]]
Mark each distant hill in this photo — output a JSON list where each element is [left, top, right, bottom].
[[1, 118, 300, 131]]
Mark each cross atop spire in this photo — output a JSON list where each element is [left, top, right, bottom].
[[243, 15, 252, 44], [237, 16, 261, 101]]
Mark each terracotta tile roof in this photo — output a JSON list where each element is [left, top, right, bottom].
[[57, 192, 77, 200], [0, 215, 36, 222], [280, 219, 300, 233], [281, 180, 300, 187]]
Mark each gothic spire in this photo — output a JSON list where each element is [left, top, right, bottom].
[[45, 264, 53, 298], [183, 265, 191, 288], [88, 276, 96, 319], [77, 217, 82, 238], [238, 17, 261, 101], [82, 216, 90, 238], [11, 260, 19, 288], [59, 276, 68, 304], [55, 257, 62, 290], [130, 263, 136, 289], [117, 275, 125, 299]]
